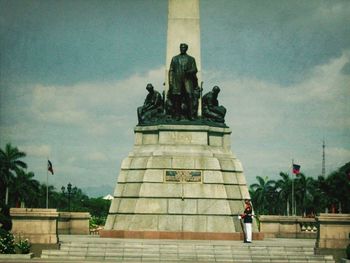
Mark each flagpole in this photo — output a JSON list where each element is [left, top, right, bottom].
[[292, 159, 295, 216], [46, 159, 49, 209]]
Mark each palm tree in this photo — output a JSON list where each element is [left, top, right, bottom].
[[0, 143, 27, 205], [276, 172, 292, 215], [11, 170, 40, 207], [249, 176, 276, 215], [294, 173, 314, 216]]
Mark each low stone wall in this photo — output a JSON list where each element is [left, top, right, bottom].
[[10, 208, 92, 245], [58, 212, 90, 235], [316, 213, 350, 249], [315, 213, 350, 262], [259, 215, 317, 239], [0, 253, 34, 259], [10, 208, 59, 244]]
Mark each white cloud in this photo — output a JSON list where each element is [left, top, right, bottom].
[[313, 2, 350, 21], [2, 52, 349, 188], [203, 50, 350, 182], [204, 50, 350, 134], [31, 85, 90, 124], [30, 67, 165, 131], [86, 152, 108, 161], [19, 144, 51, 157], [327, 147, 350, 161]]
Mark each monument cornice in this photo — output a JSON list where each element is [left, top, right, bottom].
[[134, 124, 232, 134]]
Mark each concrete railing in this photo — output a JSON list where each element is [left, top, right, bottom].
[[58, 212, 91, 235], [10, 208, 91, 244], [259, 215, 317, 239]]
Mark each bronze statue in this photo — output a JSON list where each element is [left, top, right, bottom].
[[202, 86, 226, 123], [137, 84, 163, 124], [168, 43, 198, 120]]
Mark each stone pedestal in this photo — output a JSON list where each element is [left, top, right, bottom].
[[10, 208, 59, 244], [315, 213, 350, 262], [102, 125, 261, 240], [316, 213, 350, 249]]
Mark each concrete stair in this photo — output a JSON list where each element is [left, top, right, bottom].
[[40, 235, 335, 262]]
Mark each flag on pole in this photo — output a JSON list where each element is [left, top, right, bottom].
[[292, 164, 301, 174], [48, 160, 54, 175]]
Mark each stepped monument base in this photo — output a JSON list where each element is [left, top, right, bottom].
[[102, 124, 262, 240]]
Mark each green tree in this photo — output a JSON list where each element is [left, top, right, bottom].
[[11, 170, 40, 208], [294, 173, 314, 216], [249, 176, 276, 215], [322, 162, 350, 213], [305, 176, 325, 215], [275, 172, 292, 215], [0, 144, 27, 205]]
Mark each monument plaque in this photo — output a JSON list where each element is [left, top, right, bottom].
[[165, 170, 202, 183]]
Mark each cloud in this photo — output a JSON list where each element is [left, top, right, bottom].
[[30, 67, 165, 131], [19, 144, 51, 157], [202, 50, 350, 182], [327, 147, 350, 162], [86, 151, 108, 161], [2, 51, 349, 188], [31, 85, 90, 124], [205, 50, 350, 133]]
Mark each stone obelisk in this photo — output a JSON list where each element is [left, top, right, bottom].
[[165, 0, 202, 115], [101, 0, 261, 240]]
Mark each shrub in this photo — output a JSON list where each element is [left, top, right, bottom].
[[89, 216, 106, 228], [346, 243, 350, 260], [0, 231, 15, 254], [16, 238, 31, 254]]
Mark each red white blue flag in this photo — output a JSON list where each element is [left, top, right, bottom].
[[292, 164, 301, 174]]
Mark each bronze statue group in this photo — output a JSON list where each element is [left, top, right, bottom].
[[137, 43, 226, 125]]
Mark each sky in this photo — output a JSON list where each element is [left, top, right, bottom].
[[1, 0, 349, 197]]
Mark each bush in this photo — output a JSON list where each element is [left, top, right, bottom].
[[0, 231, 15, 254], [346, 243, 350, 260], [89, 216, 106, 228], [16, 238, 31, 254]]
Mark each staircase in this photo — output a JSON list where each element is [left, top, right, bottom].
[[41, 235, 335, 262]]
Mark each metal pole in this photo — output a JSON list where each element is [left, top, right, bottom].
[[67, 183, 72, 212], [46, 159, 49, 209], [292, 159, 295, 216], [5, 187, 9, 205]]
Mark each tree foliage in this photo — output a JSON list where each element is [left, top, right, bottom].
[[249, 162, 350, 215], [0, 143, 110, 223]]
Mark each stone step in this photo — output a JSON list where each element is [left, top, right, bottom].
[[41, 252, 334, 262], [39, 236, 335, 263], [57, 249, 314, 257]]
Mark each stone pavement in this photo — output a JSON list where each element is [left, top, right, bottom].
[[17, 235, 334, 262]]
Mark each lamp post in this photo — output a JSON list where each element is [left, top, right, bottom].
[[61, 183, 77, 212]]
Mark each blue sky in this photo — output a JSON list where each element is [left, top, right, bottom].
[[1, 0, 349, 196]]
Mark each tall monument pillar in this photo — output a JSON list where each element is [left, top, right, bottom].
[[165, 0, 202, 115], [101, 1, 262, 241]]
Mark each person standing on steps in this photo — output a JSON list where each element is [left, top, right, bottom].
[[241, 199, 253, 243]]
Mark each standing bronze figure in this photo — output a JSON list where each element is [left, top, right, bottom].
[[168, 43, 198, 120]]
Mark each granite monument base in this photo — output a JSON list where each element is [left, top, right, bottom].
[[103, 125, 262, 240]]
